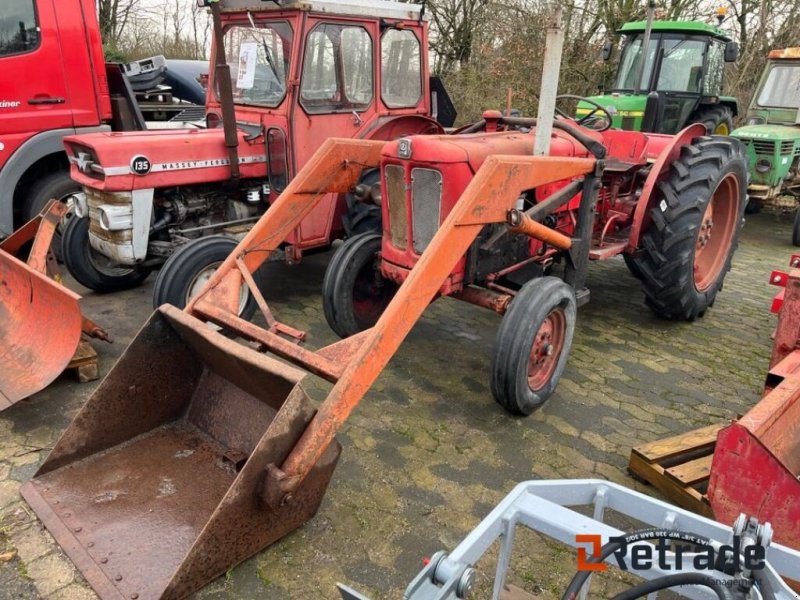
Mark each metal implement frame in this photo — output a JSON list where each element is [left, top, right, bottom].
[[339, 480, 800, 600], [187, 137, 598, 504]]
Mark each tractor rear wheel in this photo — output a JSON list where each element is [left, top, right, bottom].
[[635, 137, 747, 320], [322, 232, 397, 338], [691, 105, 734, 135], [152, 235, 258, 317], [490, 277, 576, 416], [61, 215, 151, 293]]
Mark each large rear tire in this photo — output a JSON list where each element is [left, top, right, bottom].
[[490, 277, 577, 416], [153, 235, 258, 317], [322, 233, 396, 338], [61, 215, 151, 293], [634, 136, 747, 320], [690, 105, 734, 136]]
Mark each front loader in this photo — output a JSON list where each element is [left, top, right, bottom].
[[0, 202, 109, 409], [22, 101, 746, 597]]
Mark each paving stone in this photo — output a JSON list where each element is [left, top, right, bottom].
[[26, 553, 76, 596]]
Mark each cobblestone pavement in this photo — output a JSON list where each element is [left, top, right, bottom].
[[0, 212, 794, 600]]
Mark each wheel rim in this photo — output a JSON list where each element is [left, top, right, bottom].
[[352, 254, 393, 327], [694, 173, 739, 292], [713, 122, 730, 135], [87, 245, 138, 277], [527, 307, 567, 392], [186, 261, 248, 314]]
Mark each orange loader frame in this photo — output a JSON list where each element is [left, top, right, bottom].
[[187, 138, 597, 502]]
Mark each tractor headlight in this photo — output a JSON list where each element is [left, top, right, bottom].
[[97, 205, 133, 232], [756, 158, 772, 173], [69, 193, 88, 219], [747, 116, 766, 125]]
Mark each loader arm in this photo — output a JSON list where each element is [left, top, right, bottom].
[[191, 140, 597, 502]]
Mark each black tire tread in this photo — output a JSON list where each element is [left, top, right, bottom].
[[690, 105, 734, 135]]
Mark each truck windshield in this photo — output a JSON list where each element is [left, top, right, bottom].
[[223, 22, 293, 107], [757, 64, 800, 108]]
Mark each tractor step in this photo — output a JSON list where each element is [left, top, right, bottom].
[[628, 424, 723, 516]]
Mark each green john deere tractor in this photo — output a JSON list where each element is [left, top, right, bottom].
[[730, 48, 800, 245], [577, 19, 739, 135]]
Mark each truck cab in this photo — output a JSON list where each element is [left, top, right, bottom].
[[578, 20, 739, 135], [0, 0, 114, 238]]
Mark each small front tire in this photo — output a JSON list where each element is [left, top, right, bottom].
[[61, 215, 151, 293], [153, 235, 258, 318], [490, 277, 577, 416], [322, 232, 396, 338]]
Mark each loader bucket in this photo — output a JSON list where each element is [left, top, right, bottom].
[[0, 250, 82, 408], [20, 305, 341, 600]]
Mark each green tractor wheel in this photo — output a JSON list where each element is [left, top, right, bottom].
[[691, 105, 734, 135]]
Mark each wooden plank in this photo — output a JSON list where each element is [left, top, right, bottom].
[[65, 341, 98, 383], [631, 424, 722, 463], [665, 455, 713, 486], [629, 450, 713, 517]]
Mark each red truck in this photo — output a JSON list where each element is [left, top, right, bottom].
[[0, 0, 204, 241]]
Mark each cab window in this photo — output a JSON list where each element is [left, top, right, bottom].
[[0, 0, 39, 56], [381, 29, 422, 108], [223, 22, 293, 108], [300, 23, 373, 113], [704, 41, 725, 95], [656, 38, 705, 92]]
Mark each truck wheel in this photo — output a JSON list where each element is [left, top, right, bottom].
[[342, 169, 381, 236], [793, 209, 800, 247], [637, 137, 747, 320], [61, 215, 151, 293], [691, 106, 734, 135], [153, 235, 258, 317], [322, 232, 396, 338], [490, 276, 576, 416], [22, 170, 80, 259]]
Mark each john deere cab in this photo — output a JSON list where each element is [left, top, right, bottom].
[[578, 18, 739, 135], [730, 48, 800, 245]]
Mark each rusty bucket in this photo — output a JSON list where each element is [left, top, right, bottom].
[[20, 305, 341, 600], [0, 200, 85, 408]]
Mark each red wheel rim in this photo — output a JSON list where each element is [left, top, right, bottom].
[[352, 255, 394, 326], [694, 173, 739, 292], [527, 307, 567, 392]]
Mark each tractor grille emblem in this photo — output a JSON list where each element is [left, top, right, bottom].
[[398, 138, 412, 159]]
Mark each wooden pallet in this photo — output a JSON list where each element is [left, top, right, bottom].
[[628, 424, 724, 517], [64, 340, 99, 383]]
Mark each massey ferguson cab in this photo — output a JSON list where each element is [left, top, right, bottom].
[[0, 0, 154, 241], [61, 0, 454, 298]]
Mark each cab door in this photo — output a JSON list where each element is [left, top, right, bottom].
[[290, 17, 378, 245], [0, 0, 73, 167]]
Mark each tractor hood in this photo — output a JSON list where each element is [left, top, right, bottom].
[[731, 124, 800, 141], [63, 128, 268, 192], [382, 130, 589, 173]]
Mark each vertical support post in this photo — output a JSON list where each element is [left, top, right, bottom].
[[533, 7, 564, 156], [634, 0, 656, 95], [564, 170, 598, 294], [491, 515, 518, 600], [209, 0, 240, 181]]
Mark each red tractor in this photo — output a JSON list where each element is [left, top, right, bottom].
[[60, 0, 454, 304], [319, 111, 748, 413]]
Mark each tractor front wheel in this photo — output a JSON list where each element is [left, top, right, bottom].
[[634, 137, 747, 320], [61, 215, 151, 293], [691, 105, 734, 135], [342, 169, 381, 237], [490, 277, 577, 416], [152, 235, 259, 316], [323, 233, 397, 338]]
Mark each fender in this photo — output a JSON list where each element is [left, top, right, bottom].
[[358, 115, 444, 141], [627, 123, 706, 252], [0, 126, 110, 237]]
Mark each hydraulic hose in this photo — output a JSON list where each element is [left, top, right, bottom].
[[611, 573, 735, 600]]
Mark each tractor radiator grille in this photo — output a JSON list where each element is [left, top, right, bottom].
[[780, 140, 800, 156], [385, 165, 407, 250], [747, 139, 776, 155], [410, 168, 442, 254]]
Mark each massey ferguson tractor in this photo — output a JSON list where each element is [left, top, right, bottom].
[[19, 94, 747, 600], [59, 0, 454, 299]]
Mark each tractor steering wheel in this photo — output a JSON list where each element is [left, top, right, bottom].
[[556, 95, 613, 132]]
